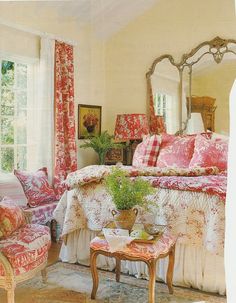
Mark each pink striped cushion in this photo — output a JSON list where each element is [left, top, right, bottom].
[[132, 135, 160, 167]]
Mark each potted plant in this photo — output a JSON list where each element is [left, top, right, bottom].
[[105, 167, 155, 231], [80, 131, 123, 165]]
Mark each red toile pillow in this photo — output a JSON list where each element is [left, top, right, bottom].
[[14, 167, 57, 207], [0, 197, 25, 238], [132, 135, 160, 167], [189, 134, 228, 171], [156, 133, 195, 168]]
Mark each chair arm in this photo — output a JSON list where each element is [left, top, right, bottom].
[[0, 251, 14, 277]]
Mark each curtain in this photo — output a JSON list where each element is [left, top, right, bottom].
[[33, 37, 55, 182], [148, 78, 166, 134], [53, 41, 77, 197]]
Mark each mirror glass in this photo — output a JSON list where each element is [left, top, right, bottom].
[[150, 59, 180, 134], [148, 37, 236, 135]]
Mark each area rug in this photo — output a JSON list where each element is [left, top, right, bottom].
[[0, 262, 226, 303]]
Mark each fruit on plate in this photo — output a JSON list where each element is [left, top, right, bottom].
[[130, 230, 153, 240]]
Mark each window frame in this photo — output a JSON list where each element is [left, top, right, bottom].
[[0, 51, 38, 172]]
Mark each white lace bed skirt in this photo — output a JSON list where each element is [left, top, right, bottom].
[[59, 228, 226, 295]]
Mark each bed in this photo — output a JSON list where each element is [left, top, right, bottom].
[[53, 133, 227, 295]]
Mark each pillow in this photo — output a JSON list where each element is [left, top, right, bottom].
[[211, 132, 229, 141], [0, 172, 27, 206], [155, 133, 195, 168], [0, 197, 25, 238], [189, 135, 228, 171], [14, 167, 57, 207], [132, 135, 160, 167]]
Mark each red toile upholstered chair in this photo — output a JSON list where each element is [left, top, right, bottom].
[[0, 197, 51, 303]]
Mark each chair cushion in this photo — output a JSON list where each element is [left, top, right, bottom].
[[22, 201, 58, 225], [0, 250, 48, 276], [0, 197, 26, 239], [0, 224, 51, 269], [14, 167, 57, 208]]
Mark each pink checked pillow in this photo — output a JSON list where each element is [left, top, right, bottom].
[[132, 135, 160, 167], [14, 167, 57, 208], [156, 134, 195, 168], [189, 135, 228, 171], [0, 197, 25, 238]]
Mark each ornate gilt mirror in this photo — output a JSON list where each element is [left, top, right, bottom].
[[146, 36, 236, 135]]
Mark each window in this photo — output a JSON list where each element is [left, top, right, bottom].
[[154, 92, 176, 134], [0, 56, 36, 172]]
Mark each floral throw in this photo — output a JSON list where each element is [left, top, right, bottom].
[[54, 41, 77, 197]]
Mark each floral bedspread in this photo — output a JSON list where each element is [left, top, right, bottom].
[[53, 165, 226, 255]]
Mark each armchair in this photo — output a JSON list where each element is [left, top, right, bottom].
[[0, 197, 51, 303]]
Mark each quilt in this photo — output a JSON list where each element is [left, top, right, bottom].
[[53, 165, 226, 255]]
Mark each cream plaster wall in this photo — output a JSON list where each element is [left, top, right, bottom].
[[192, 61, 236, 135], [0, 4, 106, 168], [105, 0, 236, 133]]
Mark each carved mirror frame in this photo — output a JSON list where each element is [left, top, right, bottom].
[[146, 36, 236, 134]]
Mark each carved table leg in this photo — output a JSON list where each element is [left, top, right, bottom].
[[146, 259, 157, 303], [166, 245, 175, 294], [41, 268, 47, 283], [90, 249, 99, 299], [115, 258, 121, 282]]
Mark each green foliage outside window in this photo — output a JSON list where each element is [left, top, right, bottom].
[[0, 59, 27, 172]]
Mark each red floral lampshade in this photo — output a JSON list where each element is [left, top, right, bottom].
[[114, 114, 149, 141]]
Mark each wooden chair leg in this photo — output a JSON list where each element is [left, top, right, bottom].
[[90, 249, 99, 299], [146, 259, 157, 303], [41, 267, 47, 283], [115, 258, 121, 282], [6, 288, 15, 303], [166, 245, 175, 294]]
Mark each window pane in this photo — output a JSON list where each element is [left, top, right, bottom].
[[1, 60, 14, 87], [1, 89, 14, 115], [16, 64, 27, 89], [17, 146, 27, 170], [1, 147, 14, 172], [16, 122, 27, 144], [1, 117, 14, 144], [16, 91, 27, 114]]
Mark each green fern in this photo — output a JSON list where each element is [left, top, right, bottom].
[[105, 167, 155, 210], [80, 131, 123, 164]]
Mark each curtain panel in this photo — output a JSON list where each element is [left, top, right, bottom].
[[35, 37, 55, 182], [53, 41, 77, 196]]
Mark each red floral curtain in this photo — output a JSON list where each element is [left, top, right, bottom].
[[53, 41, 77, 196], [148, 79, 166, 134]]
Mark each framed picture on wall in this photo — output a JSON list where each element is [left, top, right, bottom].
[[78, 104, 102, 139]]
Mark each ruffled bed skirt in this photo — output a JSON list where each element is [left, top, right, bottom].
[[59, 228, 226, 295]]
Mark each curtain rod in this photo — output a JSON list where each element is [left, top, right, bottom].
[[0, 17, 78, 46]]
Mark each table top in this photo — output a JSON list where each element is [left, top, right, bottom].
[[90, 230, 177, 261]]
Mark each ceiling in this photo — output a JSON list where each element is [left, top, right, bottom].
[[1, 0, 160, 39]]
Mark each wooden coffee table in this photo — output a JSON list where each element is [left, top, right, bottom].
[[90, 231, 177, 303]]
